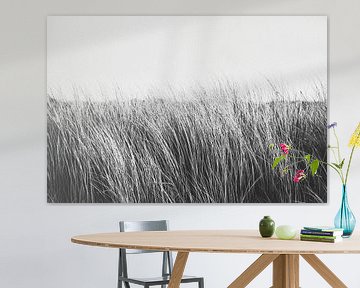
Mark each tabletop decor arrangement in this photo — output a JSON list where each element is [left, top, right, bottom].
[[272, 122, 360, 237]]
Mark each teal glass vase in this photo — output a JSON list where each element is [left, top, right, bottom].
[[334, 185, 356, 237]]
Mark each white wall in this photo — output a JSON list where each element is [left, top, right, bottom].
[[1, 1, 360, 287]]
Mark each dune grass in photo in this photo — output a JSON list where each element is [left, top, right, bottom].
[[47, 83, 327, 203]]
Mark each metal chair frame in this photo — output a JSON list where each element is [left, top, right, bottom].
[[117, 220, 204, 288]]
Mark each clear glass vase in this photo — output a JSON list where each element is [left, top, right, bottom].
[[334, 185, 356, 237]]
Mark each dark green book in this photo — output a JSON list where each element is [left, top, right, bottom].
[[300, 236, 342, 243]]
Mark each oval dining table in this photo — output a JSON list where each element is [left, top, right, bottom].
[[72, 230, 360, 288]]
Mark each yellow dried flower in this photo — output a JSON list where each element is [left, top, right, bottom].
[[349, 122, 360, 148]]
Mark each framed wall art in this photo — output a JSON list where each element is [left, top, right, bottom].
[[47, 16, 327, 203]]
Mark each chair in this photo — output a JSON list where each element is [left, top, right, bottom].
[[118, 220, 204, 288]]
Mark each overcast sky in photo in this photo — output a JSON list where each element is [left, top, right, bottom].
[[47, 16, 327, 100]]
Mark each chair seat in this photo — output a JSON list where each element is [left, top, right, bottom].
[[119, 274, 203, 286]]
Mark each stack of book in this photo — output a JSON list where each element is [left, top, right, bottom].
[[300, 226, 344, 243]]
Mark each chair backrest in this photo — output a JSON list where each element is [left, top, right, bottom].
[[119, 220, 169, 254], [118, 220, 174, 283]]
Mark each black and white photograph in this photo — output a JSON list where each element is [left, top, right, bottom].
[[47, 16, 327, 203]]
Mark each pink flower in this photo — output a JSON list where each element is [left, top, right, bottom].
[[280, 143, 290, 155], [293, 170, 306, 183]]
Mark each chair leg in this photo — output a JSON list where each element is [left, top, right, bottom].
[[198, 278, 204, 288]]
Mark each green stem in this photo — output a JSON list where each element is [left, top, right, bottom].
[[332, 128, 346, 182], [323, 162, 344, 183], [288, 155, 338, 172], [330, 148, 339, 165], [345, 145, 356, 185], [288, 150, 345, 183], [333, 128, 342, 164]]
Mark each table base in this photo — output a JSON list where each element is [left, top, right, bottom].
[[168, 252, 348, 288]]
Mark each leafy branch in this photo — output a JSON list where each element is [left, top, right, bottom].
[[271, 122, 360, 185]]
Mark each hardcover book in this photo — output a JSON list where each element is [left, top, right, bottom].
[[301, 229, 343, 237], [300, 236, 343, 243], [303, 226, 344, 232]]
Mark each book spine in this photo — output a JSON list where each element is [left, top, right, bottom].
[[300, 234, 337, 240], [301, 230, 335, 236], [300, 237, 337, 243]]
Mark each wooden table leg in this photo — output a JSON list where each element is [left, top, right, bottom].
[[272, 254, 299, 288], [168, 252, 189, 288], [288, 255, 299, 288], [301, 254, 347, 288], [228, 254, 279, 288], [229, 253, 347, 288]]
